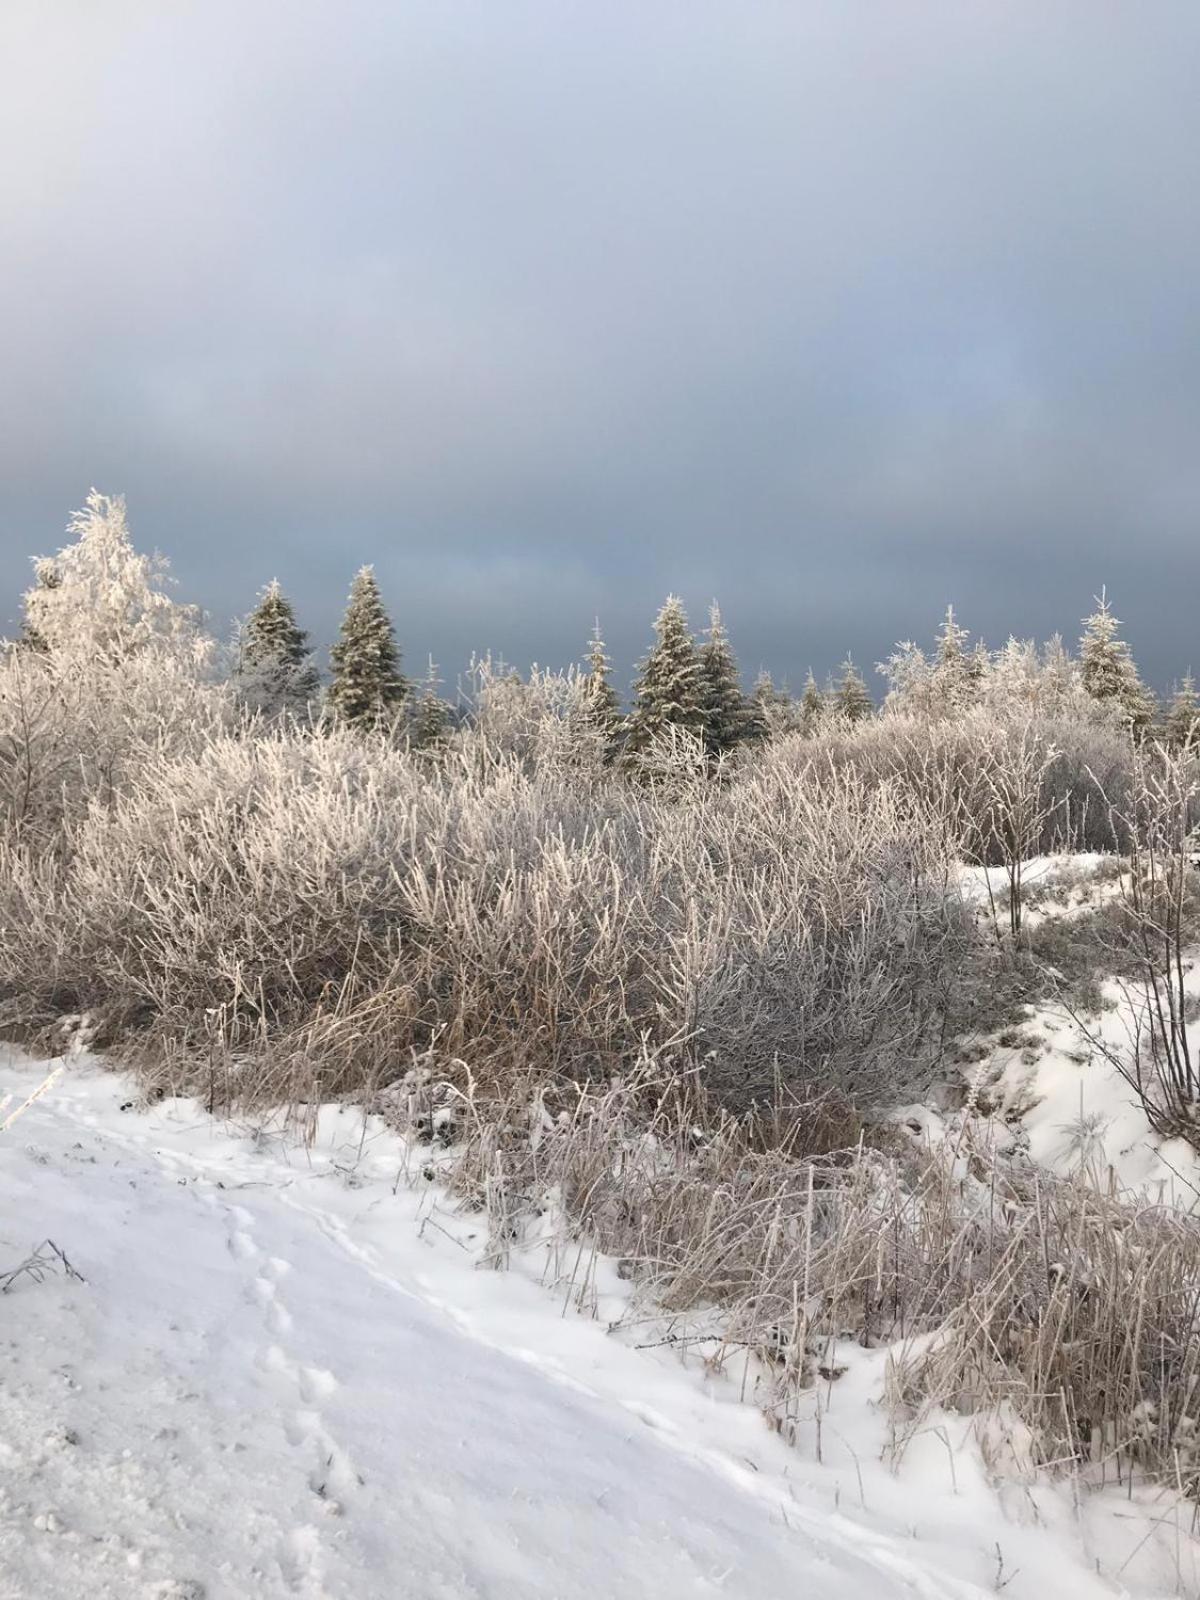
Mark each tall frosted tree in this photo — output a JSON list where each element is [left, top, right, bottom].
[[699, 603, 757, 755], [833, 656, 873, 723], [327, 566, 410, 729], [751, 669, 798, 738], [236, 580, 319, 717], [623, 595, 704, 755], [583, 620, 622, 748], [1165, 674, 1200, 748], [930, 605, 979, 716], [798, 670, 826, 736], [1079, 592, 1156, 733], [409, 656, 452, 750], [22, 490, 208, 669]]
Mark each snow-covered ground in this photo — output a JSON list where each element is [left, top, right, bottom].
[[954, 853, 1200, 1199], [4, 1051, 1200, 1600]]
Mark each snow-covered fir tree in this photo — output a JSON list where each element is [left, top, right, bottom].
[[699, 603, 758, 756], [833, 656, 873, 723], [798, 670, 826, 736], [583, 620, 622, 750], [409, 656, 452, 750], [930, 605, 975, 714], [623, 595, 704, 755], [1078, 591, 1156, 733], [17, 564, 60, 653], [1165, 674, 1200, 748], [22, 490, 209, 669], [236, 580, 320, 718], [327, 566, 410, 729], [751, 669, 799, 737]]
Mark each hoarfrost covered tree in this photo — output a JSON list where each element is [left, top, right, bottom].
[[833, 656, 873, 723], [409, 657, 452, 750], [22, 490, 210, 670], [798, 670, 826, 736], [1, 493, 227, 831], [877, 639, 932, 717], [583, 620, 622, 753], [699, 603, 759, 756], [327, 566, 410, 730], [235, 580, 319, 718], [931, 605, 976, 716], [751, 669, 800, 738], [623, 595, 704, 755], [1079, 591, 1156, 734], [1165, 674, 1200, 748]]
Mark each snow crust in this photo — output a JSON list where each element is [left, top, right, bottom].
[[4, 1051, 1199, 1599]]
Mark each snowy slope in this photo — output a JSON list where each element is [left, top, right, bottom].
[[2, 1052, 1196, 1600]]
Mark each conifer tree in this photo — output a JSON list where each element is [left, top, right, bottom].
[[409, 657, 452, 750], [1079, 591, 1156, 733], [327, 566, 410, 729], [699, 603, 757, 755], [17, 564, 59, 653], [751, 669, 798, 738], [931, 605, 976, 715], [623, 595, 704, 755], [1165, 674, 1200, 748], [833, 656, 873, 723], [583, 620, 622, 748], [236, 580, 319, 717], [798, 670, 826, 736]]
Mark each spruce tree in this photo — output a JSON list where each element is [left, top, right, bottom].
[[583, 620, 622, 749], [931, 605, 976, 715], [17, 563, 59, 653], [237, 580, 319, 716], [409, 657, 452, 750], [623, 595, 704, 755], [1079, 591, 1156, 733], [327, 566, 410, 729], [1165, 674, 1200, 748], [751, 670, 798, 738], [833, 656, 873, 723], [699, 603, 756, 756], [799, 670, 825, 736]]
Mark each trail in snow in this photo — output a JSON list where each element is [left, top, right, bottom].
[[0, 1053, 974, 1600], [3, 1052, 1197, 1600]]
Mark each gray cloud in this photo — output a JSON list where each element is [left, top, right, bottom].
[[2, 1, 1200, 693]]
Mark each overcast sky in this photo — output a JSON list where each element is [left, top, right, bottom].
[[2, 2, 1199, 693]]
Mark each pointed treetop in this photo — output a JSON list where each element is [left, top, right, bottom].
[[699, 601, 759, 755], [583, 618, 622, 747], [237, 579, 319, 717], [327, 565, 410, 730], [1079, 588, 1156, 732], [834, 656, 873, 723], [623, 594, 705, 755]]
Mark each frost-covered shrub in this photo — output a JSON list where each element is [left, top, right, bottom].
[[0, 719, 970, 1111]]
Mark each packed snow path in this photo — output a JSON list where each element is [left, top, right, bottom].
[[0, 1057, 975, 1600]]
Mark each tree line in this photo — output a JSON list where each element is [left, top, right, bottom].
[[12, 491, 1200, 756]]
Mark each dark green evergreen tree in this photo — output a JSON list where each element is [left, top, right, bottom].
[[583, 620, 622, 751], [798, 670, 826, 736], [327, 566, 410, 729], [1165, 673, 1200, 748], [833, 656, 873, 723], [17, 562, 60, 653], [699, 603, 757, 755], [237, 579, 319, 716], [1079, 591, 1156, 733], [623, 595, 704, 755], [409, 657, 452, 750]]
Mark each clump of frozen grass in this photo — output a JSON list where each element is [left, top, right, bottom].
[[384, 1056, 1200, 1497], [0, 724, 975, 1113]]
